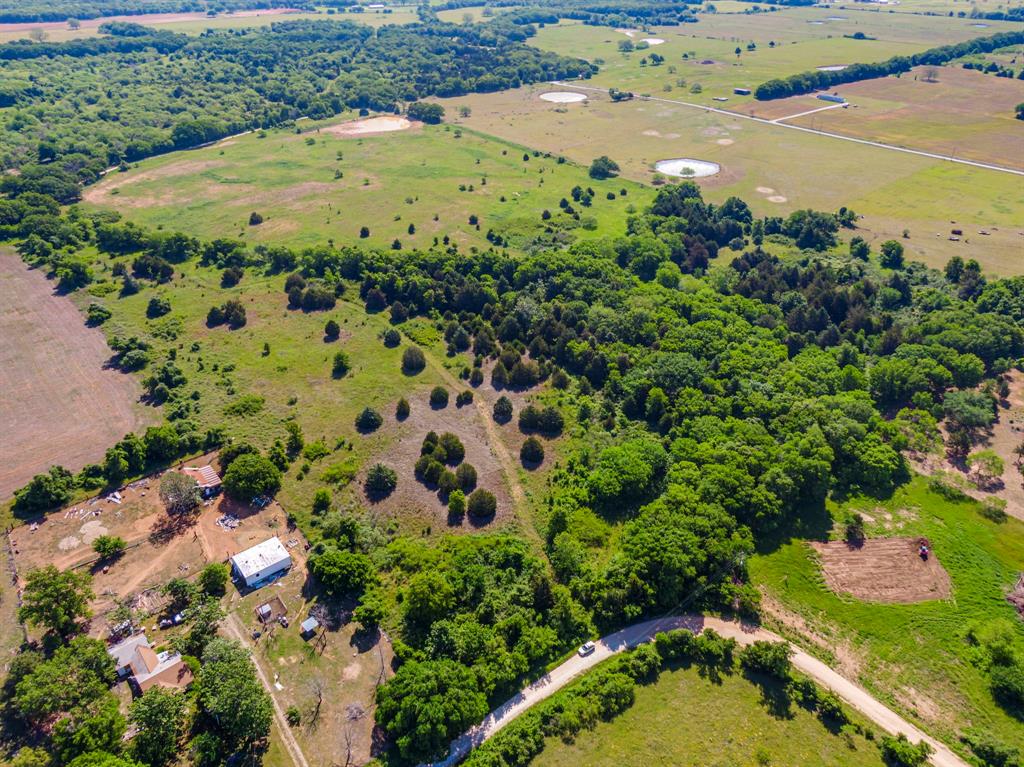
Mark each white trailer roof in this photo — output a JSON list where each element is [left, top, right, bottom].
[[231, 537, 291, 580]]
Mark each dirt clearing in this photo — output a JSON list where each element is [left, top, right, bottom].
[[811, 538, 952, 603], [322, 116, 416, 137], [0, 254, 154, 500]]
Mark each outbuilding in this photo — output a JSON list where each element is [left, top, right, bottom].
[[230, 537, 292, 588], [181, 465, 222, 498]]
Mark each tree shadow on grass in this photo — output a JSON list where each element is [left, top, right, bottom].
[[148, 510, 199, 545], [744, 670, 795, 720]]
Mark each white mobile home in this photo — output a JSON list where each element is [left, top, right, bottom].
[[230, 537, 292, 588]]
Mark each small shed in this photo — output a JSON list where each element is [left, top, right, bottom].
[[230, 537, 292, 588], [300, 616, 320, 639], [733, 87, 751, 95], [181, 465, 222, 498], [817, 93, 846, 104]]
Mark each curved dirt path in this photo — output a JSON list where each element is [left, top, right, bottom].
[[423, 614, 968, 767]]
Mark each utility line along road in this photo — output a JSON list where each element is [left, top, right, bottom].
[[549, 81, 1024, 177], [422, 614, 969, 767]]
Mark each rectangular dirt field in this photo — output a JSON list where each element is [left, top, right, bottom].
[[811, 537, 952, 604], [0, 254, 155, 500]]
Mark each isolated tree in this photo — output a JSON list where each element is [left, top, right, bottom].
[[588, 155, 620, 180], [355, 407, 384, 433], [521, 437, 545, 465], [129, 688, 188, 767], [159, 472, 200, 515], [493, 396, 513, 423], [402, 346, 426, 373], [448, 489, 466, 517], [430, 386, 450, 408], [18, 565, 94, 637], [310, 549, 374, 595], [92, 535, 126, 561], [383, 328, 401, 347], [222, 454, 281, 501], [198, 562, 230, 596], [324, 319, 340, 340], [967, 449, 1005, 484], [197, 639, 273, 750], [365, 463, 398, 497], [467, 489, 497, 518]]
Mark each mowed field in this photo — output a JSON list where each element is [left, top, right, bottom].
[[83, 116, 649, 253], [438, 84, 1024, 274], [0, 252, 154, 501], [780, 65, 1024, 169], [532, 661, 886, 767]]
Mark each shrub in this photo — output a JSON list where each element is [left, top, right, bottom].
[[456, 390, 474, 407], [146, 296, 171, 318], [396, 397, 410, 420], [332, 351, 351, 378], [879, 734, 932, 767], [430, 386, 450, 408], [739, 641, 792, 679], [520, 437, 545, 465], [493, 396, 513, 423], [285, 706, 300, 726], [467, 489, 497, 518], [249, 212, 264, 226], [312, 488, 332, 514], [324, 319, 340, 340], [469, 368, 484, 386], [402, 346, 426, 373], [383, 328, 401, 347], [365, 463, 398, 497], [86, 303, 111, 325], [990, 661, 1024, 711], [448, 489, 466, 516], [455, 463, 477, 491], [438, 433, 464, 465], [355, 407, 383, 433], [437, 470, 458, 496], [93, 535, 126, 560]]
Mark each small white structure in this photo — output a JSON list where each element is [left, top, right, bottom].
[[231, 537, 292, 588]]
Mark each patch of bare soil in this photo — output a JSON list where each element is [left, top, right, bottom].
[[811, 538, 952, 604], [0, 255, 154, 499], [361, 385, 513, 531], [758, 593, 863, 680], [82, 159, 227, 205], [322, 116, 418, 137]]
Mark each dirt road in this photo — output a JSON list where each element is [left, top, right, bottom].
[[223, 613, 310, 767], [423, 614, 968, 767]]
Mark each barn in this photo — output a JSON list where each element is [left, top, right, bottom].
[[230, 537, 292, 588]]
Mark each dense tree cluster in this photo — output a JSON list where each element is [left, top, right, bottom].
[[755, 30, 1024, 99], [0, 19, 589, 175]]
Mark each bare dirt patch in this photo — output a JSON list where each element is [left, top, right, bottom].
[[361, 386, 513, 531], [322, 116, 417, 137], [0, 254, 154, 500], [811, 538, 952, 604], [82, 159, 227, 206]]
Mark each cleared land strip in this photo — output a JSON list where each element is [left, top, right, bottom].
[[549, 81, 1024, 177], [422, 613, 968, 767]]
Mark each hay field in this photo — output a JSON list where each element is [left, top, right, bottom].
[[0, 252, 155, 501], [783, 66, 1024, 169], [439, 85, 1024, 274], [83, 116, 648, 253], [529, 14, 1022, 110]]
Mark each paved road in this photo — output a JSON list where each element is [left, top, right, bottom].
[[549, 81, 1024, 177], [422, 614, 968, 767]]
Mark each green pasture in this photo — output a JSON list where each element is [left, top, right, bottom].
[[533, 661, 886, 767], [73, 253, 450, 531], [83, 118, 649, 254], [442, 85, 1024, 274], [436, 5, 507, 23], [750, 475, 1024, 753]]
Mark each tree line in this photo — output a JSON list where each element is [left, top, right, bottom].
[[754, 30, 1024, 100], [0, 0, 320, 23]]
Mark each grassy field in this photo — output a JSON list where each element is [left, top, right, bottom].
[[438, 84, 1024, 274], [532, 661, 886, 767], [749, 475, 1024, 754], [83, 116, 649, 254]]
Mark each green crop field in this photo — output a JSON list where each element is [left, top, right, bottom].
[[532, 661, 886, 767], [750, 475, 1024, 753], [83, 117, 650, 254]]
